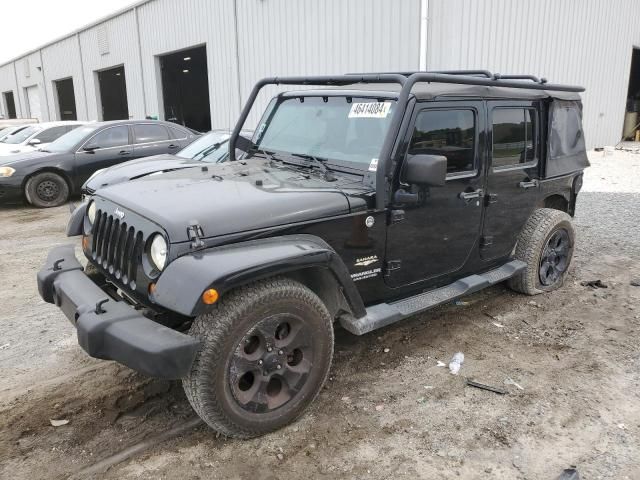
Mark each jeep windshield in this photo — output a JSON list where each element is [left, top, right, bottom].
[[254, 95, 396, 171]]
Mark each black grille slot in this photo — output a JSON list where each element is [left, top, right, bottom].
[[91, 209, 143, 287]]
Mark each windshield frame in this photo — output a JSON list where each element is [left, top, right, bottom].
[[252, 93, 398, 174]]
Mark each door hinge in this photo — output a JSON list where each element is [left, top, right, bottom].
[[480, 236, 493, 248], [485, 193, 498, 205], [389, 209, 405, 224], [384, 259, 402, 276]]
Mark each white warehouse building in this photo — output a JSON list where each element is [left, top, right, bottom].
[[1, 0, 639, 148]]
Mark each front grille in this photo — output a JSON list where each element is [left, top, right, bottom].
[[91, 209, 145, 288]]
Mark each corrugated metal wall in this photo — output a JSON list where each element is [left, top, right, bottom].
[[235, 0, 421, 126], [426, 0, 640, 147], [78, 10, 145, 121], [41, 35, 87, 120], [136, 0, 240, 129], [0, 0, 638, 148]]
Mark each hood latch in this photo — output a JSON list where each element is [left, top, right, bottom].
[[187, 221, 205, 250]]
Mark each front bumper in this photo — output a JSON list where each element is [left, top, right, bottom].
[[0, 176, 25, 203], [37, 245, 200, 379]]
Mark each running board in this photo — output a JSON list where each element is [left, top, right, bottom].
[[340, 260, 526, 335]]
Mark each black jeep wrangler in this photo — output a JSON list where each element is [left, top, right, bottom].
[[38, 71, 589, 438]]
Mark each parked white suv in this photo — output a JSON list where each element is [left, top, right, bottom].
[[0, 121, 85, 156]]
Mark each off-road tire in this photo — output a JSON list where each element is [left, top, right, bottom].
[[183, 277, 334, 438], [508, 208, 575, 295], [25, 171, 69, 208]]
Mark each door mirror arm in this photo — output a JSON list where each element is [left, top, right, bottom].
[[393, 188, 420, 205]]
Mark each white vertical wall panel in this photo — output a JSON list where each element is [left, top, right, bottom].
[[41, 36, 87, 120], [136, 0, 240, 129], [13, 51, 49, 121], [79, 10, 143, 121], [425, 0, 640, 148], [236, 0, 422, 127]]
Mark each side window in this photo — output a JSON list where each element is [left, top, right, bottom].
[[89, 126, 129, 149], [33, 126, 69, 143], [133, 124, 170, 144], [492, 108, 537, 169], [168, 125, 188, 140], [408, 109, 476, 175]]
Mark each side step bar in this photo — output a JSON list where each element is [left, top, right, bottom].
[[340, 260, 526, 335]]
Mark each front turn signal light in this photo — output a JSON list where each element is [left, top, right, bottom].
[[81, 235, 90, 251], [202, 288, 219, 305]]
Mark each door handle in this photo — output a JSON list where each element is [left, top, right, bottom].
[[458, 189, 484, 201], [118, 150, 131, 156], [518, 179, 539, 189]]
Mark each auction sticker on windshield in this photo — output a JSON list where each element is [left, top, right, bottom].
[[348, 101, 392, 118]]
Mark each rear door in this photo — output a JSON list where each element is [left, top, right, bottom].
[[131, 123, 178, 158], [384, 101, 487, 288], [480, 101, 541, 260], [74, 125, 133, 185]]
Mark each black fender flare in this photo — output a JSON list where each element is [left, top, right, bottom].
[[152, 234, 366, 318], [67, 201, 88, 236]]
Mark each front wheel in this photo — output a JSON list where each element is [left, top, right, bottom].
[[183, 277, 334, 438], [508, 208, 575, 295], [24, 171, 69, 208]]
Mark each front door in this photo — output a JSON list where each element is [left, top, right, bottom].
[[480, 101, 541, 260], [385, 101, 486, 288], [74, 125, 133, 185]]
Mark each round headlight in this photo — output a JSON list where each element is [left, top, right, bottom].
[[87, 201, 97, 224], [149, 234, 168, 271]]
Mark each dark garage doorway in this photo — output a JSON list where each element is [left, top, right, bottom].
[[3, 91, 16, 119], [623, 48, 640, 140], [55, 78, 77, 120], [160, 46, 211, 132], [98, 65, 129, 121]]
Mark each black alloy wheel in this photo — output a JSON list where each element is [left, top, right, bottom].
[[230, 313, 314, 413], [539, 228, 571, 286]]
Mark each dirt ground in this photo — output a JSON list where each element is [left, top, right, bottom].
[[0, 151, 638, 480]]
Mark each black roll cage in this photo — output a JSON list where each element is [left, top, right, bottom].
[[228, 71, 584, 210]]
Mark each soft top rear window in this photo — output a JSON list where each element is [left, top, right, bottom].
[[546, 100, 589, 177]]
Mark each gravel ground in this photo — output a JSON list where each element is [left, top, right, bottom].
[[0, 150, 638, 479]]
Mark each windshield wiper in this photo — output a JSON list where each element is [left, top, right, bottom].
[[290, 153, 336, 182]]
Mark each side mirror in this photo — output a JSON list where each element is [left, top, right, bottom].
[[28, 138, 41, 146], [83, 143, 99, 152], [401, 154, 447, 186]]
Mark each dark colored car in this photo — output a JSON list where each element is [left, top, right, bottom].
[[0, 120, 197, 207], [82, 129, 253, 196], [38, 71, 589, 438]]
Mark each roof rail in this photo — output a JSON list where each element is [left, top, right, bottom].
[[493, 73, 548, 84], [347, 69, 494, 78], [228, 72, 584, 209]]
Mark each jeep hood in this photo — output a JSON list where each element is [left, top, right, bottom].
[[84, 154, 201, 191], [96, 159, 369, 242]]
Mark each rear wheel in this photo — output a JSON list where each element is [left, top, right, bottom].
[[25, 171, 69, 208], [508, 208, 575, 295], [183, 277, 334, 438]]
